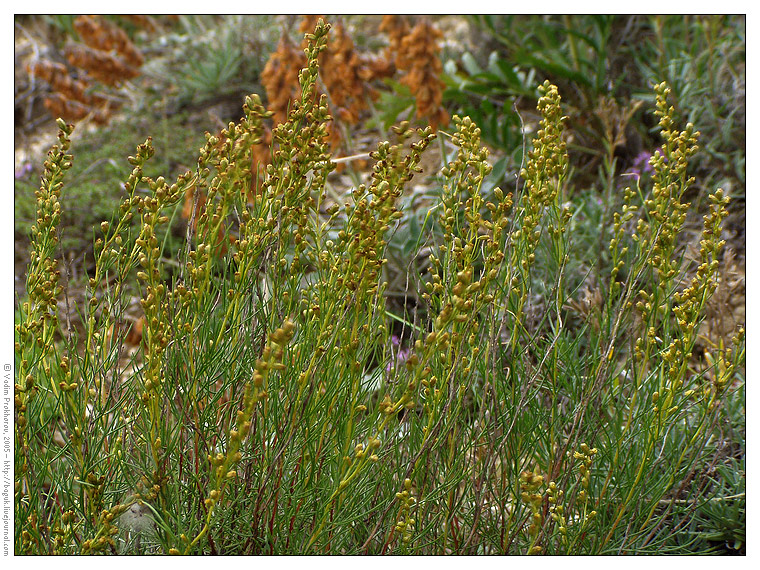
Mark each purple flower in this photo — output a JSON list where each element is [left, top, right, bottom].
[[15, 163, 32, 179], [626, 151, 656, 179], [387, 335, 412, 372]]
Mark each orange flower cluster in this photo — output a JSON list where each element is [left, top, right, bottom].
[[182, 16, 450, 230], [394, 19, 449, 131], [261, 16, 448, 138], [42, 92, 111, 125], [303, 17, 394, 126], [73, 15, 144, 70], [261, 16, 399, 160], [28, 16, 146, 125], [28, 59, 112, 124], [64, 44, 140, 87], [310, 19, 365, 124], [379, 15, 410, 61], [260, 31, 307, 125]]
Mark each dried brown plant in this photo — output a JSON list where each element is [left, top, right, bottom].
[[261, 31, 307, 125], [379, 15, 410, 61], [27, 59, 112, 124], [43, 93, 111, 125], [27, 60, 89, 103], [26, 16, 147, 126], [73, 15, 144, 68], [395, 18, 449, 131], [64, 44, 140, 87], [314, 19, 369, 124]]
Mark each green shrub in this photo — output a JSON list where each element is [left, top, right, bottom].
[[444, 15, 745, 204], [15, 20, 744, 555]]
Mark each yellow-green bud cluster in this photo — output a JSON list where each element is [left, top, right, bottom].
[[573, 443, 598, 505], [394, 478, 416, 544], [15, 119, 75, 491], [546, 481, 567, 544], [202, 320, 296, 516], [520, 470, 545, 546]]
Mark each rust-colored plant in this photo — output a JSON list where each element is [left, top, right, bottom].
[[64, 43, 140, 87], [303, 17, 392, 126], [395, 18, 449, 131], [27, 15, 146, 125], [27, 59, 112, 124], [73, 15, 144, 70], [379, 15, 410, 61], [261, 30, 307, 125], [315, 19, 368, 124]]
